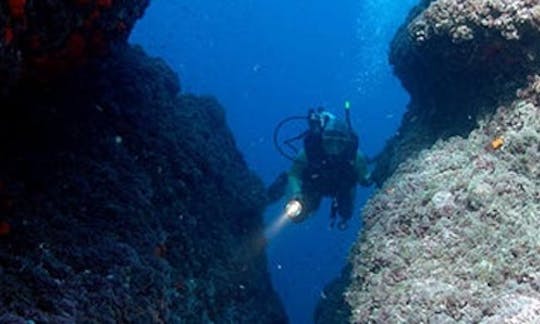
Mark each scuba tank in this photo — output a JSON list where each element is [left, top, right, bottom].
[[273, 103, 357, 162]]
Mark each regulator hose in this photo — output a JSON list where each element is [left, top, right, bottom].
[[273, 115, 307, 161]]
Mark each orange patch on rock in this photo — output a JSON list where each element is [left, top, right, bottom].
[[8, 0, 26, 19], [0, 221, 11, 236], [66, 33, 86, 59], [490, 137, 504, 150], [4, 27, 14, 45], [96, 0, 113, 8]]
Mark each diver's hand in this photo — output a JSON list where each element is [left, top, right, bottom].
[[266, 171, 289, 204], [291, 193, 303, 203], [285, 195, 304, 220]]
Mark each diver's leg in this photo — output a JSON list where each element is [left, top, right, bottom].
[[336, 186, 356, 228]]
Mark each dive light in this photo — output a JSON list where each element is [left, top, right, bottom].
[[285, 199, 303, 219]]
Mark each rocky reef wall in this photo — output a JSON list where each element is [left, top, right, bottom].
[[372, 0, 540, 185], [0, 2, 287, 323], [348, 79, 539, 322], [0, 0, 149, 94], [343, 0, 540, 322]]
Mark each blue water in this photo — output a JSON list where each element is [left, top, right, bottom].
[[131, 1, 416, 322]]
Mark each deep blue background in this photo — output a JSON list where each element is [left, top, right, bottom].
[[131, 1, 417, 322]]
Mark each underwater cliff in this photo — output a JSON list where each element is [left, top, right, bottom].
[[0, 1, 286, 322], [335, 0, 540, 322]]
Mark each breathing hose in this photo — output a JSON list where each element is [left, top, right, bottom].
[[273, 115, 307, 161]]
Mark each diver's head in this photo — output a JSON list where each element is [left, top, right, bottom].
[[321, 119, 354, 156], [308, 107, 335, 133]]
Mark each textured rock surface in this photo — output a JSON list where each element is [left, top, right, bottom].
[[0, 45, 287, 323], [0, 2, 286, 321], [372, 0, 540, 185], [0, 0, 149, 94], [314, 1, 540, 322], [347, 75, 540, 322], [314, 265, 352, 324]]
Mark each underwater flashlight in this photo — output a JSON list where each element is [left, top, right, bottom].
[[284, 199, 303, 219], [344, 100, 351, 110]]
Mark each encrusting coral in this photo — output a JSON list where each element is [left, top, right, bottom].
[[0, 45, 288, 323], [346, 75, 540, 322], [0, 0, 149, 94], [312, 0, 540, 322], [0, 1, 287, 322], [372, 0, 540, 186], [410, 0, 540, 42]]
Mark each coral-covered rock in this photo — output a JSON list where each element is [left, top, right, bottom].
[[373, 0, 540, 185], [0, 0, 149, 94], [0, 46, 287, 323], [319, 2, 540, 322], [314, 266, 352, 324], [396, 0, 540, 99], [346, 76, 540, 322]]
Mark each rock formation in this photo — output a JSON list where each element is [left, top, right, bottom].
[[0, 2, 287, 322], [372, 0, 540, 186], [348, 79, 539, 322], [343, 0, 540, 322]]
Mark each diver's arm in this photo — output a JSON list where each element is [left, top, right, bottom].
[[266, 171, 289, 204], [287, 151, 307, 198], [355, 153, 371, 186]]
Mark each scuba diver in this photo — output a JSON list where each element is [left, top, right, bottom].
[[267, 103, 372, 230]]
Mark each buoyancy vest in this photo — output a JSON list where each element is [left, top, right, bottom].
[[302, 120, 359, 194]]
